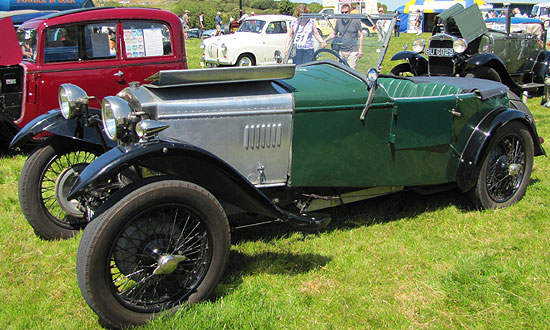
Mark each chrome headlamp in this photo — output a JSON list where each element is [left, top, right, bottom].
[[58, 84, 88, 119], [220, 43, 227, 53], [412, 38, 425, 53], [453, 38, 468, 53], [200, 42, 205, 49], [102, 96, 132, 140]]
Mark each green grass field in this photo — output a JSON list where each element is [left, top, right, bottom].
[[1, 33, 550, 329]]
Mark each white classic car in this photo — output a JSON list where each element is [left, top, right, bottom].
[[201, 15, 295, 67]]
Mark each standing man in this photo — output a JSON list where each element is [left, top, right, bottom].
[[237, 10, 248, 23], [199, 12, 205, 38], [321, 4, 363, 70], [215, 12, 223, 36], [182, 10, 190, 40]]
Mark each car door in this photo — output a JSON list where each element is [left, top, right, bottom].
[[290, 72, 456, 188], [260, 20, 290, 65], [35, 22, 122, 113], [119, 20, 185, 83]]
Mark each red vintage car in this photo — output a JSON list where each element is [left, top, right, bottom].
[[0, 7, 187, 149]]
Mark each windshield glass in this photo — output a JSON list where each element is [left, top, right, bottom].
[[17, 28, 38, 61], [237, 19, 266, 33], [283, 13, 395, 73]]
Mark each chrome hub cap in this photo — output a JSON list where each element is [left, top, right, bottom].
[[54, 164, 87, 217], [153, 254, 187, 275]]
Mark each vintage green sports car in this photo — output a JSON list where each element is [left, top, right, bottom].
[[31, 13, 547, 327]]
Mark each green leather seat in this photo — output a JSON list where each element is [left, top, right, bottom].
[[378, 77, 463, 98]]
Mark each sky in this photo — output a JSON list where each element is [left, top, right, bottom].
[[292, 0, 407, 11]]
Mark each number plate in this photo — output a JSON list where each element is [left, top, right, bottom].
[[426, 48, 455, 57]]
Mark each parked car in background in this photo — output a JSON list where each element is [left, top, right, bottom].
[[188, 28, 200, 38], [201, 28, 217, 39], [390, 4, 550, 98], [31, 13, 544, 328], [201, 15, 295, 67], [0, 7, 187, 151]]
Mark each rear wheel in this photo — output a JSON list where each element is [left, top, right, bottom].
[[468, 122, 534, 209], [236, 54, 255, 66], [19, 141, 99, 239], [77, 180, 230, 328]]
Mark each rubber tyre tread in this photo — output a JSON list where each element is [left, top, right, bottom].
[[465, 66, 502, 83], [467, 121, 534, 209], [18, 142, 96, 240], [77, 180, 231, 328], [507, 90, 534, 122]]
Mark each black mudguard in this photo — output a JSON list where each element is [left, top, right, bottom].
[[9, 108, 115, 150], [455, 107, 545, 192], [69, 141, 331, 230], [390, 50, 428, 75], [0, 111, 20, 150]]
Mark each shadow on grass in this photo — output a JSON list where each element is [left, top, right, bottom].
[[231, 188, 471, 244]]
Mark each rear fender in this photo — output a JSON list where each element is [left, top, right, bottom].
[[69, 141, 330, 230], [533, 50, 550, 82], [390, 51, 428, 75], [456, 107, 545, 192], [9, 108, 115, 150]]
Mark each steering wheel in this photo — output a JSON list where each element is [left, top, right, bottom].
[[312, 48, 349, 67]]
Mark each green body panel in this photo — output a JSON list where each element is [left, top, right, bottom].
[[288, 65, 458, 188], [289, 65, 370, 111], [489, 30, 539, 75], [287, 64, 510, 188], [438, 4, 487, 43]]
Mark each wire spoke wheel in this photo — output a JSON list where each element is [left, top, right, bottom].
[[484, 134, 526, 203], [468, 122, 534, 209], [110, 203, 211, 312], [41, 150, 97, 226], [77, 180, 230, 328], [19, 142, 99, 239]]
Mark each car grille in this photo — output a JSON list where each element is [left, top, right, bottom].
[[207, 44, 218, 58], [0, 66, 23, 122], [428, 40, 454, 76]]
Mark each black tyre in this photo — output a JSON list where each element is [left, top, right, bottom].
[[507, 90, 534, 122], [236, 54, 255, 66], [465, 66, 502, 83], [18, 141, 99, 240], [313, 48, 349, 67], [468, 121, 534, 209], [77, 180, 230, 328], [390, 63, 415, 77]]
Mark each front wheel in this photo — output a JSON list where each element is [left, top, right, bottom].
[[465, 66, 502, 82], [18, 141, 99, 240], [236, 54, 255, 66], [468, 122, 534, 209], [77, 180, 230, 328]]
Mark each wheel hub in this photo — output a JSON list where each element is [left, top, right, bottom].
[[153, 254, 186, 275], [54, 164, 88, 217], [508, 163, 522, 177]]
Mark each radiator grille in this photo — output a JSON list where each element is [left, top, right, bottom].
[[428, 40, 454, 75]]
